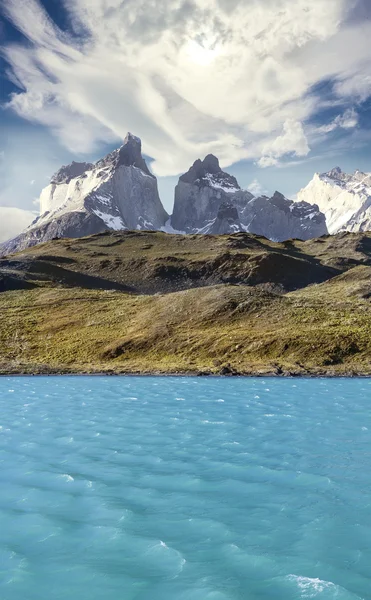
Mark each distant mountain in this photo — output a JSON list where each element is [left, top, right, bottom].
[[297, 167, 371, 234], [1, 133, 168, 255], [1, 139, 329, 256], [171, 155, 327, 241]]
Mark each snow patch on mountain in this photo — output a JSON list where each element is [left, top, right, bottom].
[[202, 173, 240, 194], [1, 133, 168, 255], [92, 210, 126, 230]]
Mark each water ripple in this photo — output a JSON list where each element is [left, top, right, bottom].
[[0, 376, 370, 599]]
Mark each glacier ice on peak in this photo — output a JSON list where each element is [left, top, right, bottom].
[[297, 166, 371, 234]]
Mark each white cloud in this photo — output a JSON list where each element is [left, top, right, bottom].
[[0, 207, 36, 243], [258, 120, 310, 168], [247, 179, 267, 197], [1, 0, 371, 175], [317, 107, 359, 133]]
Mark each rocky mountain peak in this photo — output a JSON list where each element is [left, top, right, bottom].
[[95, 132, 154, 177], [180, 155, 219, 184], [270, 191, 291, 214], [51, 161, 94, 185], [179, 154, 240, 192], [170, 153, 327, 240], [327, 166, 343, 179], [202, 154, 221, 174], [1, 142, 333, 256], [117, 132, 152, 175], [298, 165, 371, 234], [317, 167, 352, 189], [201, 201, 243, 235]]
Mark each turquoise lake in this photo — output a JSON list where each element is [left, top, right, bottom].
[[0, 376, 370, 599]]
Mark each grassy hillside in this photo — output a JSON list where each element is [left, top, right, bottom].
[[1, 230, 371, 376]]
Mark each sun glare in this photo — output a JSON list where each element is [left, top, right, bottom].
[[185, 40, 221, 66]]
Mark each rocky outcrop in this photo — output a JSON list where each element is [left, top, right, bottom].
[[199, 201, 243, 235], [170, 156, 327, 241], [297, 167, 371, 234], [2, 212, 108, 255], [51, 161, 94, 185], [241, 192, 327, 242], [2, 133, 168, 255], [171, 155, 248, 233]]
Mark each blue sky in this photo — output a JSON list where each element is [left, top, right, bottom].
[[1, 0, 371, 240]]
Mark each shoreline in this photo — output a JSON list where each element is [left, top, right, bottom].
[[1, 366, 371, 378]]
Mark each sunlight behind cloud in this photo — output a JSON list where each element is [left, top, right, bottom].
[[185, 39, 222, 66], [1, 0, 369, 175]]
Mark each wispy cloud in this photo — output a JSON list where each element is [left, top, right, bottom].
[[316, 107, 359, 134], [247, 179, 268, 197], [1, 0, 371, 175]]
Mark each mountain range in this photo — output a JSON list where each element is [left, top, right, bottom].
[[1, 133, 371, 256]]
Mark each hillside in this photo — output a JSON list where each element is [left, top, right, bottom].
[[1, 230, 371, 376]]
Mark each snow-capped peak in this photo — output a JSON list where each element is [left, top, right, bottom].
[[179, 154, 241, 192], [297, 166, 371, 234], [33, 132, 167, 238]]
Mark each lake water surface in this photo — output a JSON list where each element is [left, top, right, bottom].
[[0, 376, 370, 599]]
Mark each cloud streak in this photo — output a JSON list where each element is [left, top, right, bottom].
[[1, 0, 371, 175]]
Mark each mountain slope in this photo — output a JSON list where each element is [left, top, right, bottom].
[[297, 167, 371, 234], [1, 230, 371, 376], [1, 133, 168, 255], [0, 229, 342, 295]]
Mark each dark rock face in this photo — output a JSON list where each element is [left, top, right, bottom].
[[95, 133, 154, 177], [202, 202, 243, 235], [241, 193, 327, 242], [171, 155, 245, 233], [171, 157, 327, 240], [1, 212, 108, 256], [217, 202, 239, 222], [51, 162, 94, 185]]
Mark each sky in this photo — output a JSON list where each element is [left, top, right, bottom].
[[1, 0, 371, 241]]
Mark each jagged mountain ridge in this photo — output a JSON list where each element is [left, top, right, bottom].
[[2, 133, 168, 255], [297, 167, 371, 234], [1, 135, 328, 255], [171, 156, 327, 240]]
